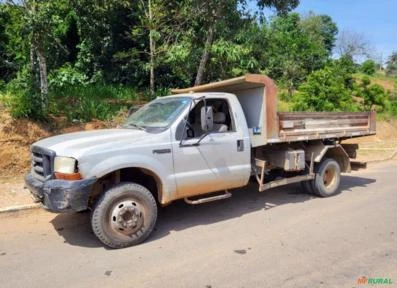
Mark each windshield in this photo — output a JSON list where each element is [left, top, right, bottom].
[[123, 97, 191, 129]]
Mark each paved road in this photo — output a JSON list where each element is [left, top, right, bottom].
[[1, 161, 396, 288]]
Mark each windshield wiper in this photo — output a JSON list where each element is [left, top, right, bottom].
[[124, 123, 146, 131]]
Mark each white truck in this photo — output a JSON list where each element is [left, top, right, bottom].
[[25, 74, 376, 248]]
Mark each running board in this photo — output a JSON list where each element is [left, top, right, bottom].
[[184, 191, 231, 205]]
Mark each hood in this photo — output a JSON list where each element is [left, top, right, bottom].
[[33, 128, 158, 159]]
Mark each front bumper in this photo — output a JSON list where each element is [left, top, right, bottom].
[[24, 173, 96, 212]]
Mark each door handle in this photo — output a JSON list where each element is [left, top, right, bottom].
[[237, 139, 244, 152], [153, 149, 171, 154]]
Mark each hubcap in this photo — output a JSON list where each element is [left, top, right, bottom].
[[110, 200, 144, 236], [323, 166, 336, 188]]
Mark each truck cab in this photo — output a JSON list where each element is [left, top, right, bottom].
[[25, 92, 252, 248]]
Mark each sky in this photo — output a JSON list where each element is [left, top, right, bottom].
[[255, 0, 397, 63]]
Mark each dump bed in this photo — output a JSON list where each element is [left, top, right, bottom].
[[171, 74, 376, 147]]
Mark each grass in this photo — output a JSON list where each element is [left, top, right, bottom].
[[354, 72, 397, 119], [354, 71, 397, 92], [48, 84, 163, 122], [0, 90, 13, 107], [0, 83, 170, 123]]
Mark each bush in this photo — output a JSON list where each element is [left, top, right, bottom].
[[390, 100, 397, 116], [49, 64, 89, 89], [293, 62, 356, 112], [9, 90, 45, 120], [355, 76, 388, 111], [360, 59, 376, 75], [49, 84, 139, 122], [6, 67, 46, 120]]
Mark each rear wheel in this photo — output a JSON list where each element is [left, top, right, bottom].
[[91, 182, 157, 248], [312, 158, 341, 197]]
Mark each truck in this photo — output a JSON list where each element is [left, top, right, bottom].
[[25, 74, 376, 248]]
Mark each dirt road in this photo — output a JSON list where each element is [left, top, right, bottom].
[[1, 161, 396, 288]]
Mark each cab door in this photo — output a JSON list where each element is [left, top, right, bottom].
[[170, 97, 251, 199]]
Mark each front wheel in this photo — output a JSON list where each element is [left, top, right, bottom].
[[91, 182, 157, 248], [312, 158, 341, 197]]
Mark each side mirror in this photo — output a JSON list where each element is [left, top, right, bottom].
[[201, 106, 213, 132]]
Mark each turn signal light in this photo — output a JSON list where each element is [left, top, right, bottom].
[[54, 172, 82, 180]]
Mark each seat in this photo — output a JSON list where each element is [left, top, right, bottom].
[[213, 112, 228, 132]]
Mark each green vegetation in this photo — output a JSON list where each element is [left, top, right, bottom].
[[354, 72, 397, 118], [0, 0, 396, 123], [293, 62, 396, 116], [356, 76, 387, 111], [48, 85, 138, 122], [386, 52, 397, 76], [293, 57, 356, 112], [360, 59, 377, 75]]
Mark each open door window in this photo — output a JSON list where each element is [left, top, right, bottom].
[[176, 98, 235, 141]]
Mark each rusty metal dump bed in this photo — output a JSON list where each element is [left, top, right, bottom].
[[277, 111, 376, 143], [172, 74, 376, 147]]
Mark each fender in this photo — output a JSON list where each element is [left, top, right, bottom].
[[79, 154, 176, 203], [304, 141, 351, 172]]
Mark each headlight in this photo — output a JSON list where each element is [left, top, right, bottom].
[[54, 156, 78, 174]]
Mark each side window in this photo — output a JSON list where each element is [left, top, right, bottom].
[[211, 99, 234, 133], [175, 98, 235, 141]]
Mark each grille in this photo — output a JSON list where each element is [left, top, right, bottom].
[[31, 146, 55, 181]]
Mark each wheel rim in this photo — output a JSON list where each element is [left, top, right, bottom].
[[323, 165, 337, 189], [109, 200, 144, 237]]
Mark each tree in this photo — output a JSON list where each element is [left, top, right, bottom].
[[257, 0, 299, 15], [265, 13, 329, 96], [386, 52, 397, 76], [293, 60, 356, 112], [4, 0, 70, 109], [72, 0, 131, 82], [356, 76, 387, 111], [0, 6, 12, 82], [336, 29, 373, 60], [360, 59, 376, 75], [135, 0, 188, 94], [300, 13, 338, 55], [193, 0, 300, 86], [192, 0, 240, 86]]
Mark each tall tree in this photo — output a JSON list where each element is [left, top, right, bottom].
[[4, 0, 68, 108], [0, 6, 12, 82], [193, 0, 300, 86], [265, 13, 328, 96], [336, 29, 373, 60], [257, 0, 299, 15], [300, 13, 338, 55], [386, 52, 397, 76], [135, 0, 188, 94], [193, 0, 233, 86]]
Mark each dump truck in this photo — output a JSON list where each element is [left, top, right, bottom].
[[25, 74, 376, 248]]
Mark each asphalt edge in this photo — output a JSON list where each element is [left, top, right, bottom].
[[366, 150, 397, 164], [0, 203, 41, 214]]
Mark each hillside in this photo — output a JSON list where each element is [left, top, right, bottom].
[[354, 71, 397, 93], [0, 106, 396, 178]]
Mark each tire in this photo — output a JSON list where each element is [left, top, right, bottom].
[[91, 182, 157, 249], [312, 158, 341, 197]]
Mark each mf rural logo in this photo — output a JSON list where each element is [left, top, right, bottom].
[[357, 276, 393, 285]]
